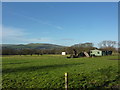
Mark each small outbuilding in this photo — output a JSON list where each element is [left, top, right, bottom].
[[62, 52, 66, 55], [90, 49, 102, 56]]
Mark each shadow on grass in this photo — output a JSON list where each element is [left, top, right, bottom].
[[3, 62, 29, 65], [3, 63, 84, 74]]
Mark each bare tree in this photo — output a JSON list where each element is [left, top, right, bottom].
[[98, 40, 116, 48]]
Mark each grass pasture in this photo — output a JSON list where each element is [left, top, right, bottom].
[[2, 55, 119, 89]]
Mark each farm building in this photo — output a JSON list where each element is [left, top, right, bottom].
[[90, 49, 112, 56], [90, 49, 102, 56], [67, 49, 112, 58], [62, 52, 66, 55], [102, 51, 112, 56]]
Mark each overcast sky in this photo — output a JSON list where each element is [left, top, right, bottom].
[[2, 2, 118, 46]]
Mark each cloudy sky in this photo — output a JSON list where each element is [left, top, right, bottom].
[[2, 2, 118, 46]]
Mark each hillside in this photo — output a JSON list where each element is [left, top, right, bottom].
[[2, 43, 65, 50]]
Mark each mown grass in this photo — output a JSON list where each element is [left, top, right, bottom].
[[2, 55, 119, 89]]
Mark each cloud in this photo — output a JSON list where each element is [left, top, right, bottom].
[[54, 38, 76, 46], [2, 26, 53, 44], [24, 38, 53, 43], [2, 26, 28, 43], [8, 11, 63, 30], [61, 38, 74, 41], [55, 26, 63, 30], [2, 26, 27, 38]]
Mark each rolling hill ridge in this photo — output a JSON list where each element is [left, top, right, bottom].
[[2, 43, 66, 50]]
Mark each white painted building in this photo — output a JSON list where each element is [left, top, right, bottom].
[[62, 52, 66, 55]]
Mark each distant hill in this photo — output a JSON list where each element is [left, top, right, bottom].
[[1, 43, 65, 50]]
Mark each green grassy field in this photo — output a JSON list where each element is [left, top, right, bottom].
[[2, 55, 120, 88]]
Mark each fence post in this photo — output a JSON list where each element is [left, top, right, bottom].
[[65, 72, 68, 90]]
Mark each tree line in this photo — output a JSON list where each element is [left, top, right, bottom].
[[1, 40, 118, 55]]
